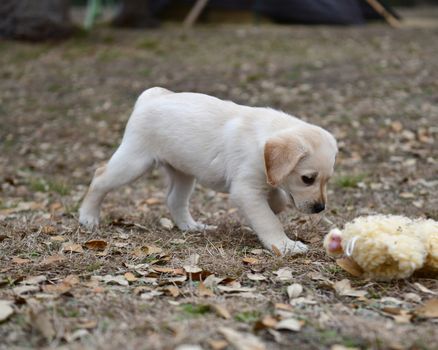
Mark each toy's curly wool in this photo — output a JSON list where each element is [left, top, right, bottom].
[[325, 215, 438, 280]]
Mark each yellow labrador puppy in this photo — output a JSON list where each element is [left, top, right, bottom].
[[79, 87, 337, 255]]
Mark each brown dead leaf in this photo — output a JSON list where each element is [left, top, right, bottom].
[[76, 319, 97, 329], [84, 239, 107, 251], [274, 267, 293, 282], [124, 272, 138, 282], [162, 286, 180, 298], [271, 245, 282, 257], [145, 198, 161, 205], [40, 254, 65, 265], [198, 282, 215, 297], [208, 339, 228, 350], [333, 279, 367, 298], [41, 225, 57, 235], [415, 299, 438, 318], [64, 275, 80, 285], [133, 245, 163, 257], [50, 235, 66, 242], [242, 257, 259, 265], [28, 308, 56, 341], [219, 327, 266, 350], [382, 307, 412, 323], [210, 304, 231, 319], [43, 282, 72, 294], [336, 258, 364, 277], [152, 267, 185, 275], [62, 243, 84, 254], [12, 257, 31, 265], [254, 315, 278, 331]]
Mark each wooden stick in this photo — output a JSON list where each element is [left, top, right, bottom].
[[365, 0, 402, 28], [183, 0, 209, 28]]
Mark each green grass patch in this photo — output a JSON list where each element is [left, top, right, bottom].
[[234, 310, 261, 324], [29, 178, 71, 196], [335, 174, 366, 189], [180, 303, 211, 317]]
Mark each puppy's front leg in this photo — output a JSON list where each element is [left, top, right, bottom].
[[231, 184, 308, 255]]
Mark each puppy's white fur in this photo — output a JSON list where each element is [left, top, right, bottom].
[[79, 87, 337, 255]]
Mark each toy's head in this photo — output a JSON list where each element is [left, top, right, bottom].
[[323, 228, 344, 257]]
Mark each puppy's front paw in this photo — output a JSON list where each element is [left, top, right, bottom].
[[273, 240, 308, 256], [79, 209, 100, 230]]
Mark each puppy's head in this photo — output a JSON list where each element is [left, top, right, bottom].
[[264, 126, 337, 214]]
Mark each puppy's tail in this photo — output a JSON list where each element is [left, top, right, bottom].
[[135, 86, 173, 107]]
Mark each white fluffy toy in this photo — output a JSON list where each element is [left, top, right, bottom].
[[324, 215, 438, 280]]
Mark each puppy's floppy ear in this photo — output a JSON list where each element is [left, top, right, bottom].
[[264, 134, 307, 187]]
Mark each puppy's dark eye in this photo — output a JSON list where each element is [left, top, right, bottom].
[[301, 175, 315, 185]]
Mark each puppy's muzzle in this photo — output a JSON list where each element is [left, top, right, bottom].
[[312, 202, 325, 214]]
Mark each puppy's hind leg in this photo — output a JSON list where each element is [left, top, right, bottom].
[[79, 143, 154, 229], [164, 164, 215, 231]]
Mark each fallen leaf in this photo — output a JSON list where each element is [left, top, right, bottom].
[[152, 267, 184, 275], [183, 265, 203, 274], [76, 319, 97, 329], [274, 267, 293, 282], [242, 257, 259, 265], [275, 318, 303, 332], [207, 339, 228, 350], [414, 283, 437, 296], [333, 279, 367, 298], [12, 257, 31, 265], [198, 282, 215, 297], [287, 283, 303, 299], [92, 275, 129, 286], [50, 235, 66, 242], [0, 300, 14, 322], [162, 286, 180, 298], [40, 254, 65, 265], [21, 275, 47, 285], [140, 290, 164, 300], [64, 275, 80, 285], [124, 272, 138, 282], [210, 304, 231, 319], [415, 299, 438, 318], [254, 315, 278, 331], [28, 308, 56, 341], [290, 297, 317, 306], [382, 307, 412, 323], [219, 327, 266, 350], [133, 245, 163, 256], [84, 239, 107, 251], [145, 198, 161, 205], [275, 303, 294, 312], [13, 285, 39, 296], [159, 218, 174, 230], [271, 245, 282, 257], [64, 329, 89, 343], [247, 273, 267, 281], [41, 225, 57, 235], [62, 243, 84, 254], [336, 257, 364, 277], [42, 282, 72, 294], [404, 293, 422, 303], [217, 285, 256, 293]]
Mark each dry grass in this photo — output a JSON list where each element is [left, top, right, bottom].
[[1, 11, 438, 350]]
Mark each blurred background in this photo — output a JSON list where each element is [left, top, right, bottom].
[[0, 0, 437, 218]]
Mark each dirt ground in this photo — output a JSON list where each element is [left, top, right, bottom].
[[1, 9, 438, 350]]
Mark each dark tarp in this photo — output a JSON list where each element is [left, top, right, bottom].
[[0, 0, 74, 41], [149, 0, 399, 25]]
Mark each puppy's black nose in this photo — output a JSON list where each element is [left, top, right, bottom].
[[312, 202, 325, 213]]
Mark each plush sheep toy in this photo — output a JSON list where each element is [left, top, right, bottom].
[[324, 215, 438, 280]]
